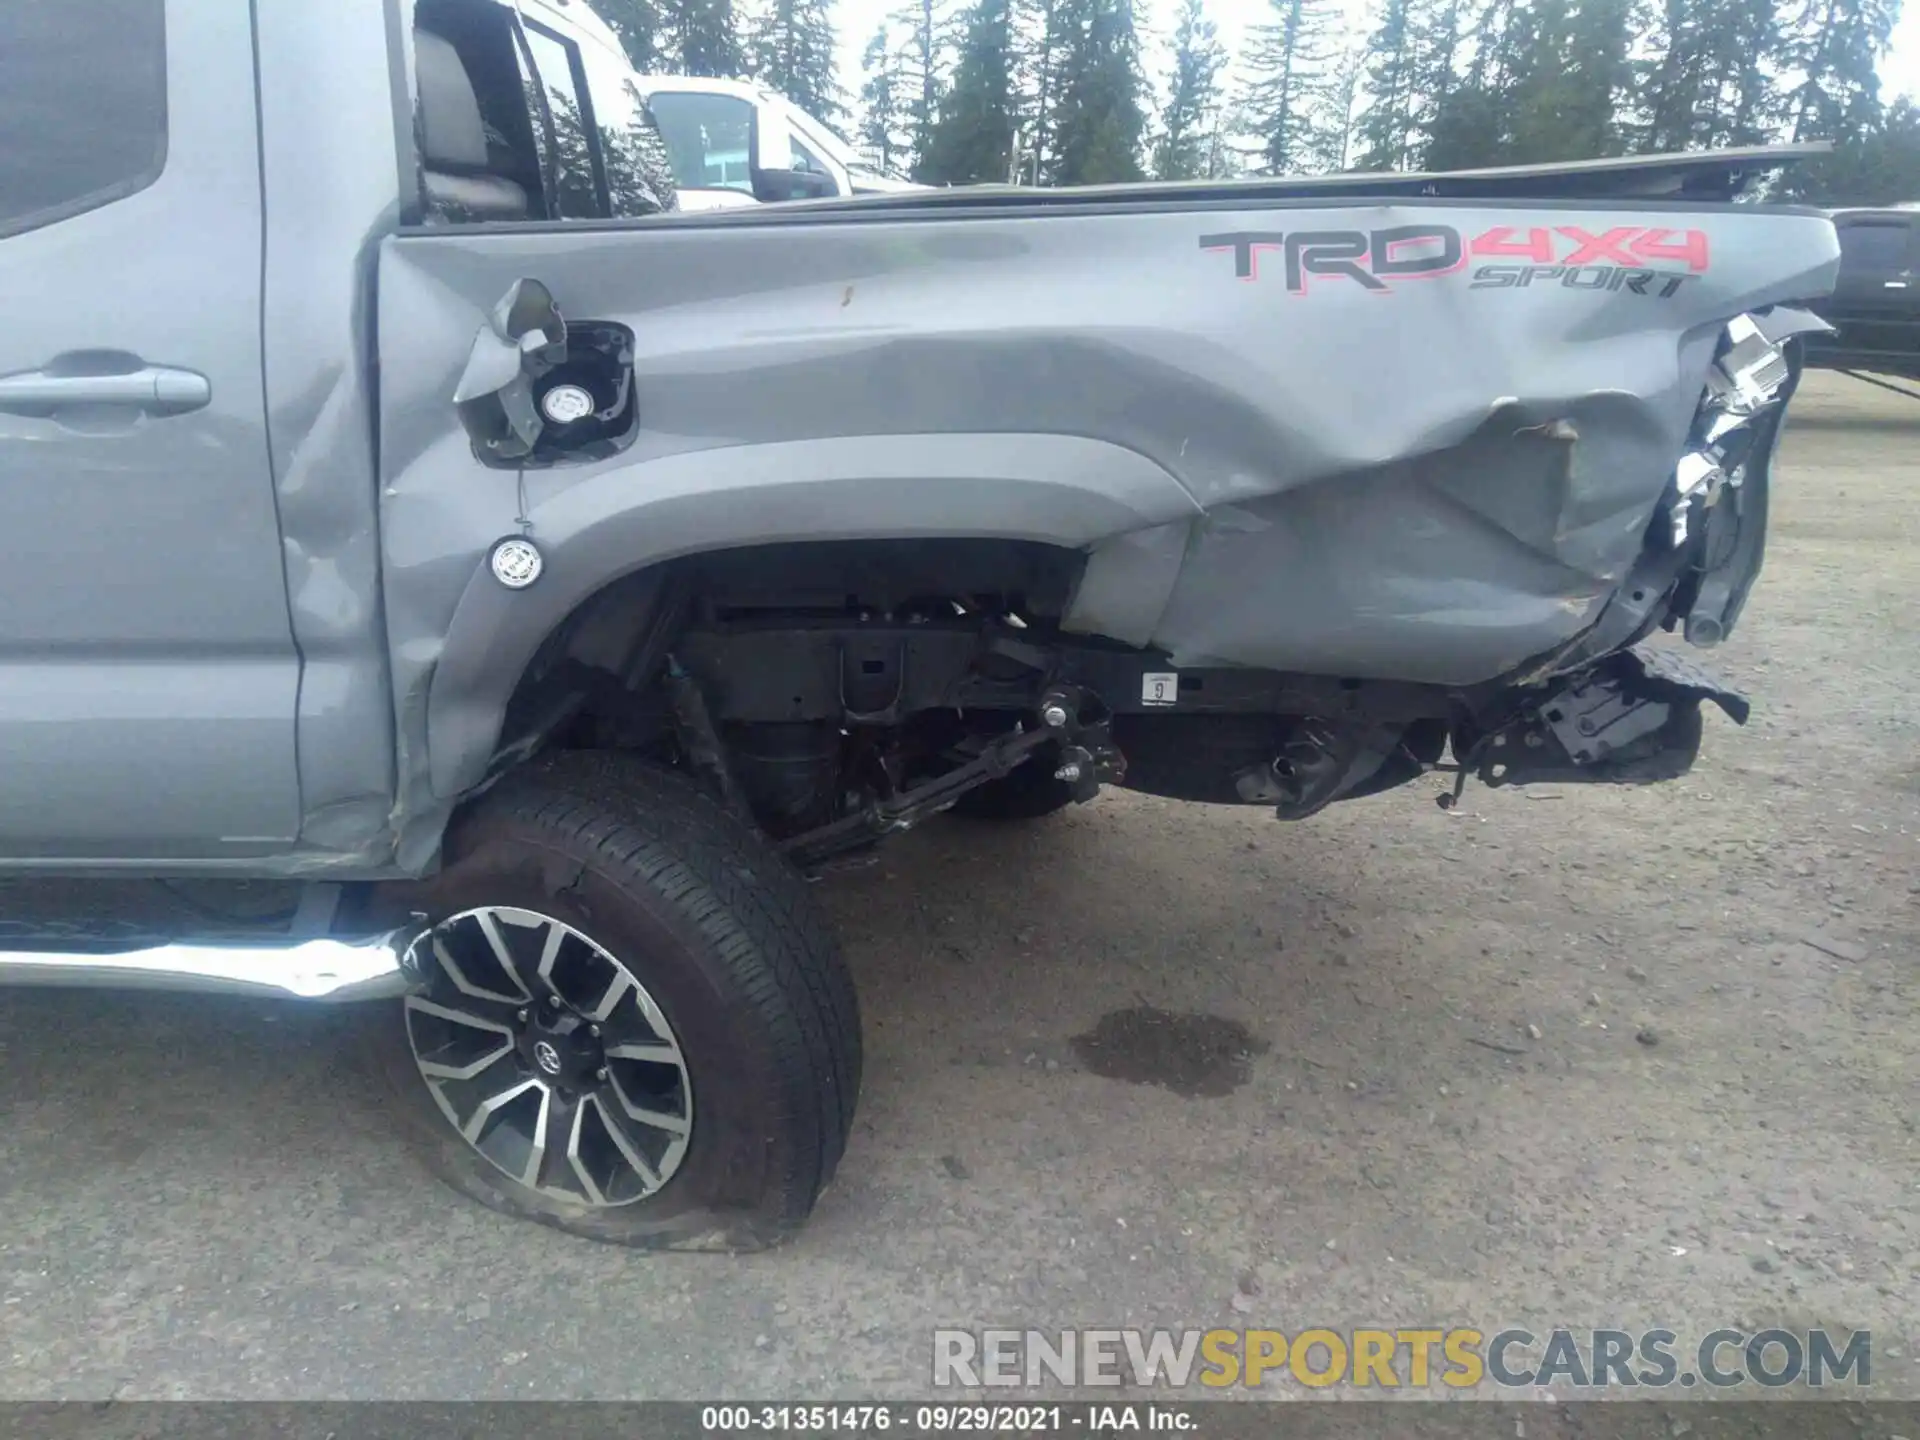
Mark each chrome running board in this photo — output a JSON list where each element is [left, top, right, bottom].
[[0, 927, 423, 1003]]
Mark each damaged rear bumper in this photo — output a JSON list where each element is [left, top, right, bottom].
[[1432, 311, 1811, 807], [1458, 645, 1749, 801], [1438, 308, 1809, 803]]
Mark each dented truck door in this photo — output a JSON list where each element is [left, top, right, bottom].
[[0, 0, 302, 859]]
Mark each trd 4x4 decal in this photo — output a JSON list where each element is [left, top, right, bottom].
[[1201, 226, 1461, 292], [1201, 223, 1712, 298]]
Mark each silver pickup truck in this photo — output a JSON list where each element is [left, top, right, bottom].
[[0, 0, 1838, 1249]]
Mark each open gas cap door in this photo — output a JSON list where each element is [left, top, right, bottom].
[[453, 278, 569, 462], [451, 278, 639, 468]]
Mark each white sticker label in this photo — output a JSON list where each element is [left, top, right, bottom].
[[1141, 672, 1179, 707]]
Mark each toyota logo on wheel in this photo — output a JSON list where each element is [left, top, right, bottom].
[[533, 1040, 562, 1076]]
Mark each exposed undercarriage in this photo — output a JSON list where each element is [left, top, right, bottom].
[[506, 307, 1803, 873], [515, 542, 1746, 876]]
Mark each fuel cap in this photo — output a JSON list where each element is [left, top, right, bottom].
[[540, 383, 596, 425], [488, 536, 544, 589]]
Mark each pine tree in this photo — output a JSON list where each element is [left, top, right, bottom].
[[1423, 0, 1524, 167], [1354, 0, 1420, 169], [1029, 0, 1090, 182], [597, 0, 664, 70], [1409, 0, 1464, 157], [1504, 0, 1569, 160], [1566, 0, 1636, 157], [1423, 82, 1506, 168], [1241, 0, 1340, 174], [1322, 40, 1367, 169], [895, 0, 950, 178], [857, 26, 912, 173], [1153, 0, 1227, 179], [661, 0, 745, 77], [1047, 0, 1147, 183], [1634, 0, 1781, 151], [922, 0, 1019, 182], [750, 0, 840, 119], [1460, 0, 1522, 96], [1636, 0, 1708, 149], [1203, 103, 1245, 176], [1778, 95, 1920, 202], [1498, 0, 1635, 161], [1781, 0, 1900, 142], [1010, 0, 1060, 182], [1712, 0, 1781, 142]]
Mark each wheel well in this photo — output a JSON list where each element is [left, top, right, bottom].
[[493, 538, 1088, 772], [472, 537, 1471, 865]]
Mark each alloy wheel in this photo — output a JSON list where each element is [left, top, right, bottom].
[[401, 906, 692, 1206]]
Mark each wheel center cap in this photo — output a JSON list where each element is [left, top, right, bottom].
[[521, 1007, 603, 1090]]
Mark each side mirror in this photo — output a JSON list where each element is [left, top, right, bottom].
[[754, 167, 839, 202], [746, 96, 839, 202], [747, 97, 792, 176]]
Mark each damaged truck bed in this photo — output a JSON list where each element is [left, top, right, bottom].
[[382, 145, 1838, 863]]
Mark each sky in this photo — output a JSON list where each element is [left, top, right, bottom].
[[828, 0, 1920, 137]]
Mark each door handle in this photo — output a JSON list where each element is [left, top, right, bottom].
[[0, 363, 211, 419]]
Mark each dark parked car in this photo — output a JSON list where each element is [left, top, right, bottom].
[[1806, 207, 1920, 379]]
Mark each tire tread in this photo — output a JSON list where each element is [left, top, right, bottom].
[[383, 752, 860, 1250]]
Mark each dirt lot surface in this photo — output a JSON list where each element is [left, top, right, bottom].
[[0, 371, 1913, 1406]]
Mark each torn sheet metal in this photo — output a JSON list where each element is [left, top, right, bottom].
[[375, 198, 1836, 860]]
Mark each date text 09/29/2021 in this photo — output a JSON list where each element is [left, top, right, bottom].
[[702, 1406, 1191, 1432]]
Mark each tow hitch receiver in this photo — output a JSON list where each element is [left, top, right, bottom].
[[1463, 646, 1749, 796]]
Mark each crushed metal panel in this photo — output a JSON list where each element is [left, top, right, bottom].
[[373, 201, 1837, 864]]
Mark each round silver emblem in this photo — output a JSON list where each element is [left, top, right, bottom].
[[489, 536, 543, 590], [532, 1040, 563, 1076], [540, 383, 596, 425]]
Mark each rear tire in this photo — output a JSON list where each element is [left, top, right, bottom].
[[365, 753, 860, 1250]]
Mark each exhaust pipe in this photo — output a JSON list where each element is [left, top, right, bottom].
[[0, 926, 424, 1003]]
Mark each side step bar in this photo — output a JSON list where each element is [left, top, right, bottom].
[[0, 926, 424, 1003]]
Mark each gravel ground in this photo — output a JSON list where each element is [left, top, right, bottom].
[[0, 370, 1913, 1403]]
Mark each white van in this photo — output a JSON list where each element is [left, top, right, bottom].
[[638, 75, 924, 210]]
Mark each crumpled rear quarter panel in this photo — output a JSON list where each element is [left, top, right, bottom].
[[1057, 205, 1836, 681], [378, 199, 1837, 841]]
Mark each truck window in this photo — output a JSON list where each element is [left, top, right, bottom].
[[792, 135, 830, 178], [573, 44, 677, 218], [520, 21, 605, 220], [0, 0, 167, 239], [1837, 221, 1913, 272], [412, 0, 674, 224], [414, 0, 546, 222], [648, 92, 757, 194], [787, 106, 858, 190]]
